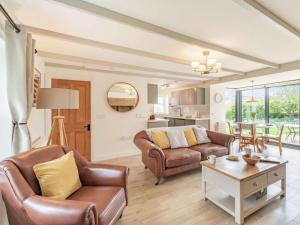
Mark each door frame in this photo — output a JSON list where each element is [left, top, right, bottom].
[[45, 74, 95, 161]]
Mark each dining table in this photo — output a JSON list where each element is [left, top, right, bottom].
[[232, 122, 274, 152], [232, 122, 273, 129]]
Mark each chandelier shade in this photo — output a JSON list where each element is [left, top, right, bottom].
[[191, 51, 221, 75]]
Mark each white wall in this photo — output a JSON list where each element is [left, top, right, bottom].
[[45, 67, 151, 161], [210, 84, 226, 132]]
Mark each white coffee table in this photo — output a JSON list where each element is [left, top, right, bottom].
[[201, 155, 287, 225]]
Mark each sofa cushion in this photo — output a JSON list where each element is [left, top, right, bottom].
[[163, 148, 201, 168], [193, 127, 211, 144], [151, 130, 171, 149], [146, 125, 199, 141], [68, 186, 126, 225], [190, 143, 228, 160], [167, 129, 189, 149], [184, 129, 198, 147]]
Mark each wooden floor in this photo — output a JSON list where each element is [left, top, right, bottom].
[[101, 144, 300, 225]]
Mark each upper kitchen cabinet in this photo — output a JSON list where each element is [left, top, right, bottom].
[[147, 84, 158, 104], [170, 87, 209, 106], [180, 88, 196, 105], [170, 90, 180, 106]]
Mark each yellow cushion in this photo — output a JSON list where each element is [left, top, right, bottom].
[[33, 151, 82, 200], [184, 129, 198, 147], [151, 130, 170, 149]]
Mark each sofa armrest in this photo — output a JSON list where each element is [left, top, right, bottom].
[[206, 130, 235, 148], [23, 195, 97, 225], [79, 164, 129, 204], [134, 138, 165, 161]]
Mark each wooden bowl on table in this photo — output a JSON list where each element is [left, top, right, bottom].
[[242, 154, 260, 166]]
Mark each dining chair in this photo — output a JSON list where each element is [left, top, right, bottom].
[[261, 125, 284, 155], [238, 123, 263, 152], [227, 122, 240, 139]]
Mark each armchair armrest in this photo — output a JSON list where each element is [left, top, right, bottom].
[[206, 130, 235, 148], [79, 164, 129, 204], [79, 164, 129, 187], [23, 195, 97, 225]]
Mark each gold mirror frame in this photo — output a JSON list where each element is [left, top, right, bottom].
[[107, 82, 139, 112]]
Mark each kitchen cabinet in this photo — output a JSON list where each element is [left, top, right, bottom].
[[170, 91, 180, 106], [147, 119, 169, 128], [184, 119, 196, 126], [170, 88, 207, 106], [196, 88, 205, 105], [196, 120, 210, 130], [147, 84, 158, 104], [174, 119, 185, 126], [180, 88, 196, 105], [168, 118, 175, 127]]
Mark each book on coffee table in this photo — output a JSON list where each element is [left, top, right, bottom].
[[260, 156, 281, 164]]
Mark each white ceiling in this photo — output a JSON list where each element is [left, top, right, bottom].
[[3, 0, 300, 86]]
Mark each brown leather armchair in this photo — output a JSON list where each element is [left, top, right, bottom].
[[0, 145, 129, 225]]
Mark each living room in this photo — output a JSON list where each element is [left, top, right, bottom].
[[0, 0, 299, 225]]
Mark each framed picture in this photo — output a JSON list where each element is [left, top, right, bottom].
[[33, 68, 41, 107]]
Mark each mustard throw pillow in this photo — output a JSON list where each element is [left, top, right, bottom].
[[151, 130, 171, 149], [184, 129, 198, 147], [33, 151, 82, 200]]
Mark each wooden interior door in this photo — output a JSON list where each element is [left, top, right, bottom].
[[51, 79, 91, 161]]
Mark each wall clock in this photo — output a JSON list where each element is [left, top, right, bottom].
[[214, 93, 223, 104]]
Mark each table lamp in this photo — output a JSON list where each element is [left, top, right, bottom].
[[36, 88, 79, 146]]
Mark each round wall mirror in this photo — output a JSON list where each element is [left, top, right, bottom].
[[107, 82, 139, 112]]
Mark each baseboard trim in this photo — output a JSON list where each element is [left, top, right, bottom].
[[93, 150, 140, 162]]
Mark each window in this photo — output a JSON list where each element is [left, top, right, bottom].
[[230, 83, 300, 146], [241, 88, 265, 123], [154, 97, 165, 114], [269, 85, 299, 145]]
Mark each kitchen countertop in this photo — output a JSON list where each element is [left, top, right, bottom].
[[147, 118, 169, 122], [163, 115, 210, 121]]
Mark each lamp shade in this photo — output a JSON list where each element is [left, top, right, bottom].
[[36, 88, 79, 109]]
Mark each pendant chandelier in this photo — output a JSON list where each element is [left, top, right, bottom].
[[191, 51, 221, 75], [247, 80, 257, 104]]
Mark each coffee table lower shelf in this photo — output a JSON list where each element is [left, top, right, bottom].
[[205, 185, 284, 218]]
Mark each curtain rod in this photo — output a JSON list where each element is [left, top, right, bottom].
[[0, 4, 20, 33]]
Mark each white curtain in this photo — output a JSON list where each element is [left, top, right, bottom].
[[4, 22, 36, 153]]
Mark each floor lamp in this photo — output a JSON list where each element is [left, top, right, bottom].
[[36, 88, 79, 146]]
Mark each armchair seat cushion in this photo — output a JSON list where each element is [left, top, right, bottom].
[[68, 186, 126, 225], [190, 143, 228, 160], [163, 148, 201, 168]]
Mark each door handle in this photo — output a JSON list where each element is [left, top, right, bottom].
[[84, 124, 91, 131]]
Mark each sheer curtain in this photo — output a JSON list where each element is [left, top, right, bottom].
[[4, 22, 35, 153], [0, 19, 10, 225]]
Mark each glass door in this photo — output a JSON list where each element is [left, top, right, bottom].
[[269, 84, 299, 146], [241, 88, 265, 123]]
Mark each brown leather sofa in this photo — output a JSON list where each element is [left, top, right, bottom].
[[0, 145, 129, 225], [134, 129, 234, 185]]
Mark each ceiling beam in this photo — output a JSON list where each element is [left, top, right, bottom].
[[38, 51, 212, 80], [27, 26, 245, 75], [51, 0, 279, 68], [44, 62, 204, 82], [237, 0, 300, 39]]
